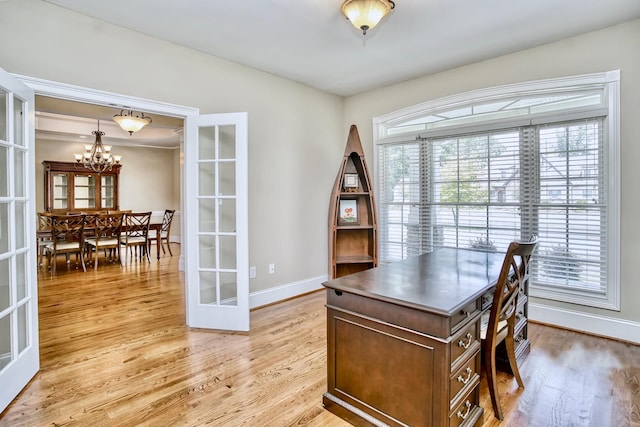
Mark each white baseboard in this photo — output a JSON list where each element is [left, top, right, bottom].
[[529, 302, 640, 344], [250, 275, 327, 309]]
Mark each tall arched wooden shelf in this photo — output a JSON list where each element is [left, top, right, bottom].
[[328, 125, 378, 279]]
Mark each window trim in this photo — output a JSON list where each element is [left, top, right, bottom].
[[373, 71, 620, 310]]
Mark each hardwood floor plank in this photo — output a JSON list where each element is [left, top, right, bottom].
[[1, 244, 639, 426]]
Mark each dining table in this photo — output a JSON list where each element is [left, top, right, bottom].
[[37, 213, 166, 265]]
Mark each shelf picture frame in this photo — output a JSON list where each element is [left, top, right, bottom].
[[343, 173, 359, 191], [338, 199, 359, 225]]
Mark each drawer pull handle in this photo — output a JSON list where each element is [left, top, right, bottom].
[[457, 401, 472, 420], [460, 310, 471, 317], [457, 367, 472, 384], [334, 290, 343, 296], [458, 333, 473, 349]]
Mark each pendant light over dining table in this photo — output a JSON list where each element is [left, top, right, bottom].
[[112, 109, 152, 135], [341, 0, 395, 35], [74, 120, 121, 173]]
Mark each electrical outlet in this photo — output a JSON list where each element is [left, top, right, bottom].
[[249, 266, 256, 279], [269, 263, 275, 274]]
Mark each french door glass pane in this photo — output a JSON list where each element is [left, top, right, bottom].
[[0, 314, 11, 370], [17, 305, 27, 354], [0, 145, 7, 197], [0, 203, 8, 253], [219, 125, 236, 159], [198, 127, 216, 160], [219, 199, 236, 233], [13, 97, 24, 147], [220, 272, 237, 306], [198, 235, 216, 269], [0, 258, 9, 311], [0, 92, 6, 141], [199, 272, 217, 304], [219, 162, 236, 196], [219, 235, 236, 269], [15, 201, 26, 250], [16, 252, 26, 301], [198, 198, 216, 232], [13, 149, 25, 197], [198, 163, 216, 196]]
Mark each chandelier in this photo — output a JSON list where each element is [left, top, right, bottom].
[[74, 122, 121, 173], [113, 109, 152, 135], [341, 0, 395, 35]]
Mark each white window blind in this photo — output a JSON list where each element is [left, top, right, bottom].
[[376, 74, 619, 310]]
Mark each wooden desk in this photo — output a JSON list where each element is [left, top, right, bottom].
[[322, 248, 505, 427]]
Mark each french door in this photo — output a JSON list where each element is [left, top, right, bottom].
[[184, 112, 249, 331], [0, 67, 39, 413]]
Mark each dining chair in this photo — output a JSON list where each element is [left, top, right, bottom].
[[84, 213, 124, 269], [120, 211, 151, 263], [43, 214, 87, 276], [37, 212, 54, 267], [481, 235, 538, 420], [148, 209, 175, 256]]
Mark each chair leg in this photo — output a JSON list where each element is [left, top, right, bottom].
[[505, 327, 525, 389], [485, 343, 503, 420], [165, 238, 172, 256]]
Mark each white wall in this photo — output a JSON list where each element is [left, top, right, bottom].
[[344, 19, 640, 339], [0, 0, 344, 295]]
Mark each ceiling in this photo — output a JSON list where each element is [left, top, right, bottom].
[[36, 96, 184, 149], [35, 0, 640, 147], [43, 0, 640, 97]]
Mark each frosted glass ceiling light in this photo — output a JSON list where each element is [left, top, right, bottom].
[[113, 109, 152, 135], [341, 0, 395, 35]]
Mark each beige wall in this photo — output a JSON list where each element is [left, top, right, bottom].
[[344, 19, 640, 324], [0, 0, 345, 293]]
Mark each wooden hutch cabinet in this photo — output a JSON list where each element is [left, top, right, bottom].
[[43, 161, 121, 213]]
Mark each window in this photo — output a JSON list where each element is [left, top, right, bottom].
[[374, 71, 620, 310]]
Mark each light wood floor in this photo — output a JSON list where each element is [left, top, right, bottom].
[[1, 245, 639, 426]]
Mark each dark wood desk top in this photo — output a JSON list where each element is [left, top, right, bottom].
[[323, 247, 504, 317]]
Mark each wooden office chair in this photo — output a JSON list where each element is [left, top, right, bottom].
[[120, 212, 151, 263], [481, 235, 538, 420], [148, 209, 175, 256], [43, 214, 87, 276], [84, 213, 124, 269]]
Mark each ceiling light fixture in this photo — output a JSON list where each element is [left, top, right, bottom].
[[74, 121, 121, 173], [341, 0, 395, 35], [112, 109, 152, 135]]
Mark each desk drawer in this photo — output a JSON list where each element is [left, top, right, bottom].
[[450, 350, 480, 405], [451, 300, 480, 333], [449, 387, 482, 427], [450, 321, 480, 370]]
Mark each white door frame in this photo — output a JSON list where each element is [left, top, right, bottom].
[[14, 74, 199, 272]]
